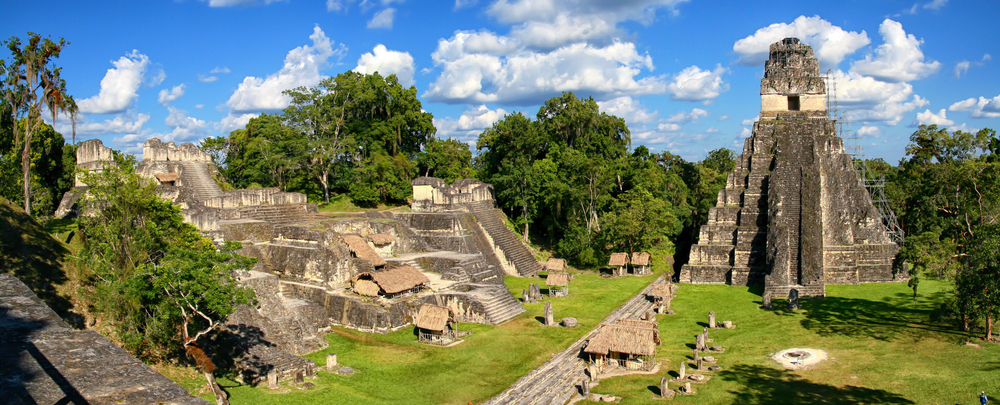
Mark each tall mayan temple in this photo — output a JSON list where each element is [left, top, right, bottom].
[[679, 38, 902, 298]]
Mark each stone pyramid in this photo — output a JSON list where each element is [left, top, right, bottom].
[[679, 38, 901, 298]]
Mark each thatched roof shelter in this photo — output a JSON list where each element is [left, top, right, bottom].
[[545, 258, 566, 272], [584, 324, 658, 356], [546, 272, 571, 287], [353, 279, 380, 297], [366, 265, 429, 294], [342, 234, 386, 267], [154, 172, 179, 183], [608, 253, 629, 267], [616, 318, 659, 330], [631, 252, 651, 266], [367, 233, 395, 246], [647, 284, 672, 298], [414, 304, 451, 331]]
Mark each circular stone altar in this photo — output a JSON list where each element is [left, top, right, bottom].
[[772, 348, 828, 369]]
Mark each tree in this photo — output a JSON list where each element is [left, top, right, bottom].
[[477, 112, 547, 240], [956, 224, 1000, 341], [2, 33, 77, 216], [599, 187, 679, 255], [418, 136, 473, 183]]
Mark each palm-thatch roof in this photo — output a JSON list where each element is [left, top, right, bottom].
[[545, 258, 566, 272], [367, 265, 429, 294], [546, 272, 571, 287], [616, 318, 659, 331], [584, 324, 658, 356], [414, 304, 451, 331], [647, 283, 672, 298], [342, 234, 386, 267], [631, 252, 651, 266], [353, 279, 380, 297], [367, 233, 395, 246], [608, 253, 629, 267], [154, 172, 180, 182]]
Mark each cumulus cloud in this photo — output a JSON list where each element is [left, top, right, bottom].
[[948, 94, 1000, 119], [433, 105, 508, 144], [78, 50, 150, 115], [74, 113, 151, 135], [850, 19, 940, 83], [741, 116, 759, 126], [218, 113, 258, 134], [367, 8, 396, 29], [597, 96, 658, 125], [914, 109, 952, 126], [425, 32, 665, 105], [665, 108, 709, 124], [657, 123, 682, 132], [354, 45, 416, 87], [856, 125, 881, 139], [226, 26, 345, 114], [739, 127, 752, 138], [827, 69, 928, 125], [732, 16, 870, 68], [665, 64, 727, 101], [157, 84, 185, 105]]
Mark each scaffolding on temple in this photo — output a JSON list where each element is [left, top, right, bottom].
[[826, 70, 905, 246]]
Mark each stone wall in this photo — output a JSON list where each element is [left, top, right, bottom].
[[0, 273, 209, 404], [142, 138, 212, 162]]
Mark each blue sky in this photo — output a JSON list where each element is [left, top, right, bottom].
[[3, 0, 998, 163]]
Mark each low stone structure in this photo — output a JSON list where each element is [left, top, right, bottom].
[[0, 274, 209, 404], [680, 38, 903, 298]]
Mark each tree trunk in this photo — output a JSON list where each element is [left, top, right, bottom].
[[988, 313, 994, 342], [523, 204, 529, 242], [204, 372, 229, 405], [22, 130, 32, 216], [320, 170, 330, 203]]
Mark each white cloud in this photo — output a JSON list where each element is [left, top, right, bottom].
[[913, 109, 953, 127], [198, 75, 218, 83], [454, 0, 477, 10], [657, 123, 682, 132], [954, 61, 971, 78], [78, 50, 150, 115], [211, 66, 231, 74], [827, 69, 928, 125], [718, 115, 729, 121], [146, 69, 166, 87], [510, 14, 621, 51], [226, 26, 344, 113], [923, 0, 947, 10], [433, 105, 509, 144], [367, 8, 396, 29], [704, 127, 719, 133], [665, 108, 709, 124], [75, 113, 151, 135], [665, 64, 727, 101], [856, 125, 881, 139], [984, 54, 993, 62], [426, 33, 665, 105], [597, 96, 658, 125], [741, 116, 759, 126], [948, 94, 1000, 119], [195, 104, 204, 109], [204, 0, 284, 6], [487, 0, 688, 27], [157, 84, 185, 105], [327, 0, 350, 11], [354, 45, 416, 87], [218, 113, 258, 134], [732, 16, 870, 68], [850, 19, 940, 83], [739, 127, 752, 138]]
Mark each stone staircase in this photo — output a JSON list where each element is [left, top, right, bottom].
[[467, 284, 526, 325], [235, 204, 321, 224], [468, 204, 541, 277], [179, 160, 223, 201]]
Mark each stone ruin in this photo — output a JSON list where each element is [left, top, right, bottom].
[[0, 274, 209, 404], [680, 38, 903, 298], [56, 138, 536, 385]]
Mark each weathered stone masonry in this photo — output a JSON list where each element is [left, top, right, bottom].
[[680, 38, 902, 296]]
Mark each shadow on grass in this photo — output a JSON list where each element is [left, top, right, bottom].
[[719, 365, 914, 404], [0, 199, 79, 328], [767, 293, 963, 341]]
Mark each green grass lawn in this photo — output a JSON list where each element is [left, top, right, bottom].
[[202, 270, 658, 404], [587, 280, 1000, 404]]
